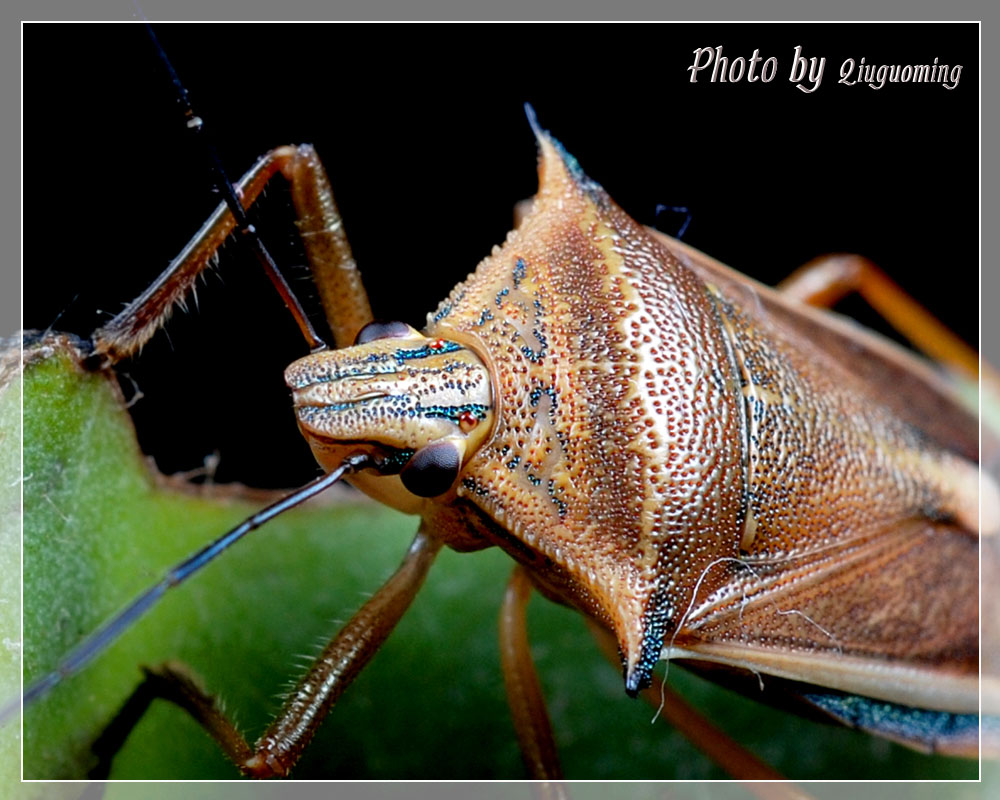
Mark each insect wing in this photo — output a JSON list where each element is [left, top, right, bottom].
[[651, 234, 993, 754], [657, 232, 979, 461]]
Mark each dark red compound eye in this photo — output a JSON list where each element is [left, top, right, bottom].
[[428, 338, 446, 351], [354, 320, 413, 345], [458, 411, 479, 433]]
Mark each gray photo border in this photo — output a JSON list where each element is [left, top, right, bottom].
[[7, 3, 995, 800]]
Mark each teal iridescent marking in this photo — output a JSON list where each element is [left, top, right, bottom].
[[378, 447, 416, 474], [394, 341, 463, 363], [291, 358, 467, 388], [802, 692, 987, 747], [415, 403, 489, 423], [547, 478, 568, 517], [433, 290, 466, 322], [520, 329, 548, 363], [300, 399, 489, 424], [548, 137, 606, 205], [513, 258, 526, 288]]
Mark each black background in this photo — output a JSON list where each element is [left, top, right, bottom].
[[23, 23, 978, 488]]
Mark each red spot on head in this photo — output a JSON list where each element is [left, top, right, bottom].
[[429, 338, 446, 351], [458, 411, 479, 433]]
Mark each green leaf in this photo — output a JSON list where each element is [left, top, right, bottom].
[[5, 336, 976, 781]]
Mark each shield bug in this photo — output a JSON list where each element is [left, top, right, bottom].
[[15, 23, 987, 781]]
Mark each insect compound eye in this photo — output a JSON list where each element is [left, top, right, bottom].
[[354, 320, 415, 345], [399, 440, 463, 498]]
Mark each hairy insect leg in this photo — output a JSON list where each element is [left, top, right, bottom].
[[87, 528, 441, 779], [499, 566, 563, 779], [88, 661, 252, 779], [499, 567, 569, 800], [281, 145, 373, 348], [585, 620, 799, 786], [776, 254, 981, 383], [245, 529, 441, 777], [92, 144, 372, 366]]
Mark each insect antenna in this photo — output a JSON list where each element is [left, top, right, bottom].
[[653, 204, 693, 239], [143, 22, 327, 354], [1, 453, 371, 722]]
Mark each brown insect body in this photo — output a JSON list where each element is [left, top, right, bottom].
[[17, 116, 991, 779], [290, 128, 989, 724], [445, 135, 985, 708]]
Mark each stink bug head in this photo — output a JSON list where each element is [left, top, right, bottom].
[[286, 326, 495, 509]]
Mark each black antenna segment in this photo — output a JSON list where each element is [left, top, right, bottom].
[[144, 23, 328, 353]]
